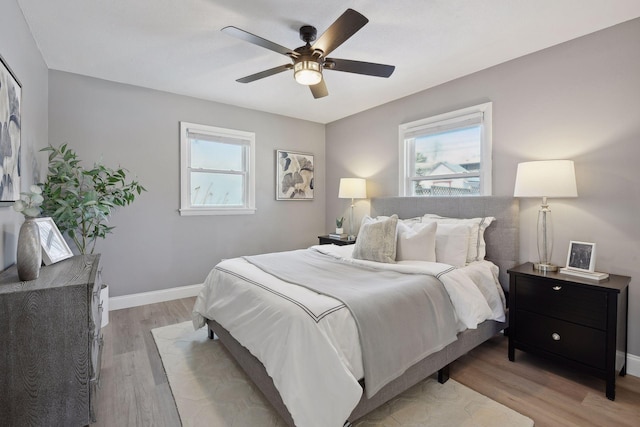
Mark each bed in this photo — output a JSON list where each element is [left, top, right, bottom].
[[192, 196, 519, 427]]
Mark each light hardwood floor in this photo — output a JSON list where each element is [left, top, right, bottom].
[[94, 297, 640, 426]]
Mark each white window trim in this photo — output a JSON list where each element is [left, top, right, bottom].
[[180, 121, 256, 216], [398, 102, 492, 196]]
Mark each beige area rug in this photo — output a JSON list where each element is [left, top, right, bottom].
[[152, 321, 534, 427]]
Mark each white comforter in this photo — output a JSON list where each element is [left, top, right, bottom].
[[192, 244, 505, 427]]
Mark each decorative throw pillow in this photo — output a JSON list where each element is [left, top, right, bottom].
[[424, 222, 471, 267], [422, 215, 495, 263], [352, 215, 399, 263], [396, 221, 437, 262]]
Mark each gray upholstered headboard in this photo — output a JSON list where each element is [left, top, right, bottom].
[[370, 196, 519, 291]]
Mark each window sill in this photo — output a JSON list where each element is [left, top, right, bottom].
[[179, 207, 256, 216]]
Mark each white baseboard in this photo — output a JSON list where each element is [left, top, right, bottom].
[[109, 283, 203, 311], [627, 352, 640, 377]]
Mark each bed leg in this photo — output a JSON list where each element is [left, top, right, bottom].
[[208, 327, 214, 339], [437, 365, 450, 384]]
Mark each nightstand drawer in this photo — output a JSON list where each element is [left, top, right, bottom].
[[516, 310, 606, 368], [515, 276, 607, 329]]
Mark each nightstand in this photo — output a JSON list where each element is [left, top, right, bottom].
[[318, 235, 356, 246], [507, 262, 630, 400]]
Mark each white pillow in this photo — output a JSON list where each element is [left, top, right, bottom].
[[377, 215, 422, 225], [422, 215, 495, 263], [396, 222, 437, 262], [427, 222, 471, 267], [352, 215, 398, 263]]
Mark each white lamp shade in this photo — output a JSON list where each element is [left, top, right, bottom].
[[513, 160, 578, 198], [338, 178, 367, 199]]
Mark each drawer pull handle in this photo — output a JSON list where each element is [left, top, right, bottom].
[[552, 286, 562, 291], [552, 333, 561, 341]]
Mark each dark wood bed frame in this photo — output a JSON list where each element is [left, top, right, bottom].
[[206, 196, 519, 426]]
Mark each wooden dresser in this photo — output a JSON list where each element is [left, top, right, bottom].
[[507, 262, 629, 400], [0, 255, 104, 426]]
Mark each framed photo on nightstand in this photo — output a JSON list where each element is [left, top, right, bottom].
[[566, 241, 596, 272]]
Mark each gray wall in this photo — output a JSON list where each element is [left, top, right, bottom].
[[48, 71, 325, 297], [326, 19, 640, 356], [0, 0, 48, 269], [10, 0, 639, 358]]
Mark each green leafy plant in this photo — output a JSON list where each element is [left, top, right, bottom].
[[336, 217, 344, 228], [13, 185, 44, 218], [40, 143, 146, 254]]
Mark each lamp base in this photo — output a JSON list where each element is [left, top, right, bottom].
[[533, 262, 559, 272]]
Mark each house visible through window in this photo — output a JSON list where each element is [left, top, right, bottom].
[[399, 102, 492, 196], [180, 122, 255, 216]]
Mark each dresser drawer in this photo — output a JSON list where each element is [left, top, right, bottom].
[[91, 265, 103, 330], [516, 310, 606, 369], [91, 332, 104, 381], [89, 332, 104, 423], [90, 376, 99, 423], [90, 317, 103, 379], [89, 261, 103, 383], [515, 276, 607, 329]]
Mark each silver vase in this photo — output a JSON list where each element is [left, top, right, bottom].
[[17, 217, 42, 281]]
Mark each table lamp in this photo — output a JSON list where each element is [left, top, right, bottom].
[[513, 160, 577, 272], [338, 178, 367, 241]]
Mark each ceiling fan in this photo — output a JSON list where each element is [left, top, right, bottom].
[[222, 8, 395, 99]]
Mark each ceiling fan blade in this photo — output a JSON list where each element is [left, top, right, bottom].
[[222, 26, 298, 58], [236, 64, 292, 83], [309, 80, 328, 99], [326, 58, 395, 77], [312, 9, 368, 57]]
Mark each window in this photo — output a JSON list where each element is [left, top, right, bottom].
[[180, 122, 255, 215], [399, 102, 492, 197]]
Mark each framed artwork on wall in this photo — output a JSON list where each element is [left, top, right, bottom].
[[276, 150, 314, 200], [34, 217, 74, 265], [0, 53, 21, 203], [565, 240, 596, 273]]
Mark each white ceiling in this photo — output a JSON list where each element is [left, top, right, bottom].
[[17, 0, 640, 124]]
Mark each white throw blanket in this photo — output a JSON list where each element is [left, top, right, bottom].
[[243, 248, 459, 399], [316, 245, 504, 328], [192, 245, 505, 427]]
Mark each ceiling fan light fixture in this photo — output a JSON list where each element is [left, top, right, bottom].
[[224, 9, 395, 98], [294, 59, 322, 85]]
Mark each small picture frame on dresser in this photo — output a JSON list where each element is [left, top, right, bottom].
[[34, 217, 74, 265], [566, 240, 596, 272]]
